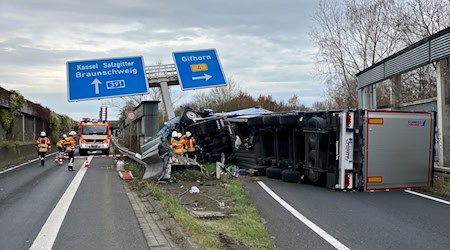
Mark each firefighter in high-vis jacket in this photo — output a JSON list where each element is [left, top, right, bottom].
[[64, 136, 76, 171], [36, 131, 51, 166], [68, 131, 77, 146], [170, 132, 185, 155], [170, 131, 178, 145], [183, 131, 197, 159], [55, 134, 67, 162]]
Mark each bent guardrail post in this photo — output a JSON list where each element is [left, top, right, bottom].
[[111, 136, 165, 181]]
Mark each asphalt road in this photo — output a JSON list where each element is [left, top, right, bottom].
[[0, 153, 148, 250], [244, 178, 450, 250]]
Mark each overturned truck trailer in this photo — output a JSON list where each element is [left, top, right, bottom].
[[230, 110, 435, 192]]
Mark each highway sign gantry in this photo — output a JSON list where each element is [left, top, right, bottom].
[[66, 56, 149, 102], [172, 49, 227, 90]]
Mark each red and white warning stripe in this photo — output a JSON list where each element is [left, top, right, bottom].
[[74, 154, 123, 159], [119, 171, 133, 181]]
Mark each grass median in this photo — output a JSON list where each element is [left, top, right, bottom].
[[125, 161, 276, 250], [425, 176, 450, 199]]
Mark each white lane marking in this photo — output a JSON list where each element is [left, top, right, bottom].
[[257, 181, 350, 250], [0, 152, 58, 175], [30, 155, 93, 250], [405, 190, 450, 206]]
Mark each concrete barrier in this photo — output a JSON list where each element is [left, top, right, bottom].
[[0, 143, 39, 171]]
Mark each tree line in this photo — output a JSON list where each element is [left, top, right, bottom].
[[180, 78, 312, 113], [311, 0, 450, 108]]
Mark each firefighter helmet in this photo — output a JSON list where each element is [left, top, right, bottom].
[[40, 131, 46, 137], [171, 131, 178, 138], [185, 131, 191, 137], [69, 131, 76, 136]]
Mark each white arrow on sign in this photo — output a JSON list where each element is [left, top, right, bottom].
[[192, 73, 212, 81], [91, 78, 102, 94]]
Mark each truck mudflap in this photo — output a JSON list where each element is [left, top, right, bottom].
[[363, 111, 434, 191]]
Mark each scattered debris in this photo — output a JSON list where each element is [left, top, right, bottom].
[[189, 186, 200, 194], [116, 159, 125, 171], [119, 171, 133, 181]]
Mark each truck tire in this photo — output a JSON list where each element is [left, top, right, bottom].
[[282, 169, 300, 183], [181, 110, 198, 125], [306, 117, 327, 129], [257, 167, 267, 176], [266, 167, 282, 179], [306, 170, 322, 183]]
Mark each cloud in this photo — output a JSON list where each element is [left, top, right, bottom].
[[0, 0, 326, 121]]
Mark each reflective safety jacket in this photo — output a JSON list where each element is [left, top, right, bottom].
[[171, 138, 185, 155], [56, 139, 65, 148], [64, 140, 75, 153], [36, 137, 51, 153], [69, 136, 76, 146], [184, 137, 196, 152]]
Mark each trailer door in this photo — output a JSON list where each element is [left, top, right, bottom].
[[364, 111, 434, 191]]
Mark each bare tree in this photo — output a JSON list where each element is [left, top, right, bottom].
[[311, 0, 402, 108], [186, 77, 241, 112], [394, 0, 450, 101], [395, 0, 450, 44]]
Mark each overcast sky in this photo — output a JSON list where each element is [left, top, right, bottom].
[[0, 0, 325, 121]]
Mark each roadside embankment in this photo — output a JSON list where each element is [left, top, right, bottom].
[[0, 141, 38, 171]]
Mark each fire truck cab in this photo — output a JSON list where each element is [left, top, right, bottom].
[[79, 118, 111, 156]]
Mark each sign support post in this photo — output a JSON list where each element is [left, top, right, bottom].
[[160, 81, 175, 120]]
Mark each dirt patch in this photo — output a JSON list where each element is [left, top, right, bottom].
[[159, 179, 236, 218], [219, 233, 249, 250]]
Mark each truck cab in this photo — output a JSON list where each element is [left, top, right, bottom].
[[79, 118, 111, 156]]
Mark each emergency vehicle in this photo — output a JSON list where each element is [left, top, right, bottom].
[[79, 118, 111, 156]]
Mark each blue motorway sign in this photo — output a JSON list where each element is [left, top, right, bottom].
[[172, 49, 226, 90], [66, 56, 149, 101]]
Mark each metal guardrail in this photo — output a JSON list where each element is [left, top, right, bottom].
[[435, 165, 450, 174], [111, 136, 148, 167]]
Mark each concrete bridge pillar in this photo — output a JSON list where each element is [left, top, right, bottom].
[[390, 74, 402, 109], [437, 58, 450, 167]]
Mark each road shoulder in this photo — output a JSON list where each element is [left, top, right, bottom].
[[124, 182, 194, 250]]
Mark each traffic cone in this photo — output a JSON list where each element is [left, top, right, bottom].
[[54, 153, 58, 163], [85, 158, 89, 168], [59, 157, 63, 167]]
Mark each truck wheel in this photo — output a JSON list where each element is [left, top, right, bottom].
[[266, 167, 282, 179], [306, 170, 322, 183], [306, 117, 327, 129], [181, 110, 198, 125], [257, 167, 267, 176], [282, 169, 300, 183]]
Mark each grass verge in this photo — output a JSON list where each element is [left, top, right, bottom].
[[128, 160, 276, 249], [425, 176, 450, 199], [146, 180, 276, 250]]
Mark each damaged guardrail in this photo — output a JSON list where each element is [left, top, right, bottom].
[[111, 136, 147, 167], [111, 136, 166, 181], [113, 135, 208, 181]]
